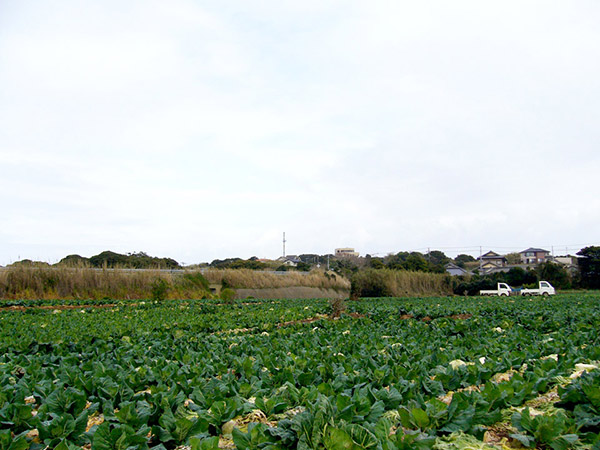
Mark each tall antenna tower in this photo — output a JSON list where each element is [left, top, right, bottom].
[[283, 232, 286, 258]]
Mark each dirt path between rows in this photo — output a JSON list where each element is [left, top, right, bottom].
[[0, 303, 118, 312]]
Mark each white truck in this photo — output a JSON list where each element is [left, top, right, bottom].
[[480, 283, 513, 296], [519, 281, 555, 296]]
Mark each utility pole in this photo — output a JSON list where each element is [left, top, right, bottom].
[[479, 246, 482, 272], [327, 254, 330, 271], [282, 232, 286, 258]]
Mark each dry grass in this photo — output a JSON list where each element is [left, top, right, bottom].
[[385, 270, 452, 296], [0, 266, 204, 300], [0, 267, 350, 300], [203, 269, 350, 290], [352, 268, 453, 297]]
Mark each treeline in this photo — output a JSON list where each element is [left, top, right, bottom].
[[349, 260, 580, 298], [10, 251, 180, 269], [205, 255, 329, 271], [451, 262, 573, 296]]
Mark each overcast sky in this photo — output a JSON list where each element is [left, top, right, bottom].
[[1, 1, 599, 265]]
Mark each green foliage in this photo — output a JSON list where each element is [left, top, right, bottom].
[[296, 262, 312, 272], [452, 269, 540, 296], [504, 267, 538, 287], [92, 422, 150, 450], [387, 252, 429, 272], [0, 430, 29, 450], [220, 288, 236, 303], [88, 251, 180, 269], [577, 246, 600, 289], [58, 254, 91, 267], [0, 294, 599, 449], [151, 279, 169, 301], [8, 259, 50, 267], [454, 254, 475, 268], [504, 252, 522, 265], [510, 408, 579, 449], [557, 369, 600, 430], [537, 262, 572, 290], [209, 258, 268, 270], [351, 269, 393, 298], [182, 272, 210, 291]]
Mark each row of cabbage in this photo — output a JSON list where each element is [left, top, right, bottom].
[[0, 295, 599, 449]]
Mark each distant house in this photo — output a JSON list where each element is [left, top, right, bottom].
[[552, 255, 579, 275], [478, 251, 507, 273], [520, 248, 550, 265], [335, 248, 359, 258], [445, 262, 469, 276], [277, 255, 301, 267], [553, 255, 576, 266]]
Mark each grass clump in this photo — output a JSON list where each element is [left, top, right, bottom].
[[0, 267, 212, 300], [203, 269, 350, 290], [351, 268, 452, 298]]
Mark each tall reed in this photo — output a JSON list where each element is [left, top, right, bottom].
[[202, 269, 350, 290], [0, 267, 349, 300], [351, 268, 452, 297]]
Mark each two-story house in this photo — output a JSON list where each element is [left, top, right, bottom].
[[478, 251, 508, 273], [519, 248, 550, 265]]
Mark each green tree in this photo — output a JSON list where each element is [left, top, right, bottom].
[[576, 246, 600, 289], [505, 252, 522, 265], [370, 258, 385, 269], [536, 262, 571, 289], [427, 250, 450, 266], [57, 254, 90, 267], [220, 288, 236, 304], [425, 250, 449, 273], [151, 279, 169, 301], [403, 253, 429, 272], [386, 252, 428, 272], [454, 254, 475, 268], [350, 269, 393, 298], [503, 267, 537, 287]]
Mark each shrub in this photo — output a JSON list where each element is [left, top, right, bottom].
[[182, 272, 210, 291], [351, 269, 451, 298], [351, 270, 393, 298], [329, 297, 347, 318], [151, 279, 169, 301], [220, 288, 236, 304]]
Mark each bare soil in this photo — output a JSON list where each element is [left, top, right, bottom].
[[0, 303, 118, 312]]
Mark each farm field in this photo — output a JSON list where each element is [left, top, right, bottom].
[[1, 295, 599, 450]]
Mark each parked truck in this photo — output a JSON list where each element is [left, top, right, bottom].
[[480, 283, 513, 296], [519, 281, 555, 296]]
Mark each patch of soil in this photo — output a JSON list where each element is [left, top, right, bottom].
[[449, 313, 473, 320], [278, 312, 365, 327], [278, 314, 328, 327], [346, 312, 365, 319], [0, 303, 118, 312], [399, 313, 473, 322]]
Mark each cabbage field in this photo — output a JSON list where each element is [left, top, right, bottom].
[[1, 295, 599, 450]]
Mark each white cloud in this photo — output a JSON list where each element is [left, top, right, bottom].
[[1, 1, 599, 264]]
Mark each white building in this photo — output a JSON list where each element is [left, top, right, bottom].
[[335, 248, 359, 258]]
